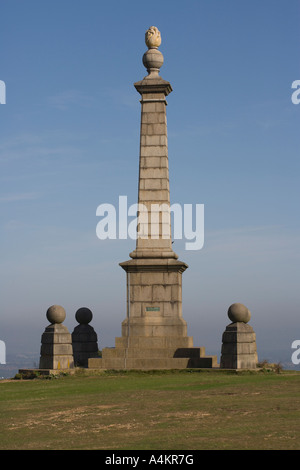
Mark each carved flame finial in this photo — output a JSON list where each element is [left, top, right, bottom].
[[145, 26, 161, 49]]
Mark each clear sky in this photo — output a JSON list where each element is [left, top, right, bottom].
[[1, 0, 299, 367]]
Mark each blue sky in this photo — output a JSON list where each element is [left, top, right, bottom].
[[0, 0, 299, 366]]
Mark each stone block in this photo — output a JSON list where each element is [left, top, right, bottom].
[[152, 123, 166, 135], [152, 285, 172, 301], [39, 355, 74, 370], [162, 302, 180, 317], [39, 306, 74, 370], [141, 135, 166, 146], [220, 304, 258, 369], [40, 343, 73, 356], [220, 354, 257, 370], [41, 323, 72, 343], [141, 112, 166, 124], [114, 335, 194, 349], [139, 189, 169, 202], [140, 272, 164, 284], [139, 167, 169, 179], [72, 311, 99, 368], [89, 353, 218, 370], [173, 347, 206, 358], [221, 341, 257, 355], [142, 102, 156, 112], [140, 145, 167, 157], [155, 102, 166, 113], [163, 272, 180, 285], [144, 178, 163, 190]]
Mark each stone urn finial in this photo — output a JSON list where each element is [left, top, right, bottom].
[[143, 26, 164, 77]]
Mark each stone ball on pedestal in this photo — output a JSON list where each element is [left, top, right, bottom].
[[143, 26, 164, 76], [228, 303, 251, 323], [46, 305, 66, 324], [75, 307, 93, 325], [40, 305, 74, 370], [143, 48, 164, 75]]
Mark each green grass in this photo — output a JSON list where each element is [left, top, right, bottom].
[[0, 369, 300, 450]]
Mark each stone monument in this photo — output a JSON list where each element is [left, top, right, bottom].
[[220, 303, 258, 369], [39, 305, 74, 370], [89, 27, 217, 370], [72, 307, 99, 367]]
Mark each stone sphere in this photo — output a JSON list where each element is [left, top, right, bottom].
[[46, 305, 66, 324], [228, 303, 251, 323], [143, 48, 164, 73], [75, 307, 93, 325]]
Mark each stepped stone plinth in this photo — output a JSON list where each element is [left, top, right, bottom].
[[89, 27, 217, 370]]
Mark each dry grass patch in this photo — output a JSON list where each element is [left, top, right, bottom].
[[0, 369, 299, 450]]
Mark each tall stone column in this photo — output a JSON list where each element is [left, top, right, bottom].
[[89, 27, 217, 369], [119, 26, 189, 345], [130, 71, 175, 260]]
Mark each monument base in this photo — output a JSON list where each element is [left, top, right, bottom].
[[89, 256, 218, 370], [89, 353, 217, 370], [89, 335, 218, 370]]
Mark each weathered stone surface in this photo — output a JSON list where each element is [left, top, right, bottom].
[[39, 356, 73, 370], [46, 305, 66, 325], [228, 303, 251, 323], [114, 336, 194, 349], [89, 28, 217, 370], [220, 304, 258, 369], [40, 343, 73, 356], [39, 310, 74, 370], [89, 356, 218, 370]]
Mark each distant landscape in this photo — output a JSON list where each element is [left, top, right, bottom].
[[0, 353, 39, 379]]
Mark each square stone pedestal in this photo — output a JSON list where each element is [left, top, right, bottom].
[[89, 258, 218, 370], [72, 323, 99, 367], [39, 323, 74, 370], [220, 322, 258, 369]]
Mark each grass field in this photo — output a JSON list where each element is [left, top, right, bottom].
[[0, 369, 299, 450]]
